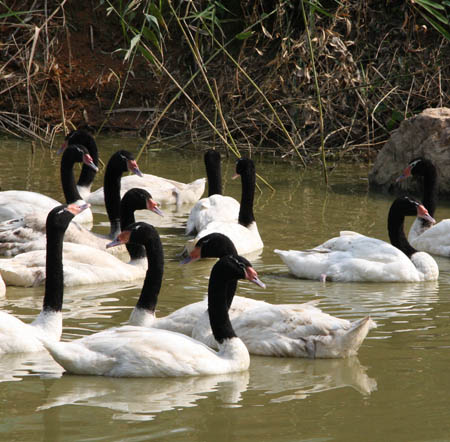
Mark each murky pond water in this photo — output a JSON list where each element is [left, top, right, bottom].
[[1, 135, 450, 441]]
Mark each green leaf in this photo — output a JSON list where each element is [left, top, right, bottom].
[[235, 31, 254, 40], [417, 9, 450, 40], [415, 0, 446, 11]]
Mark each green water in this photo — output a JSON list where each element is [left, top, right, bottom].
[[0, 135, 450, 441]]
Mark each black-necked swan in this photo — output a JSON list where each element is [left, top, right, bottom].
[[397, 157, 450, 256], [85, 149, 206, 208], [40, 255, 263, 377], [182, 232, 377, 358], [275, 196, 439, 282], [0, 150, 149, 257], [0, 203, 88, 354], [185, 150, 240, 235], [104, 223, 263, 335], [186, 158, 263, 256], [0, 211, 157, 287], [59, 128, 99, 200], [0, 145, 98, 225]]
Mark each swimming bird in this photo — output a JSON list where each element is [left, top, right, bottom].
[[40, 255, 263, 377], [59, 128, 99, 200], [0, 145, 98, 225], [0, 150, 149, 257], [182, 232, 377, 358], [275, 196, 439, 282], [186, 158, 263, 256], [0, 203, 88, 354], [397, 157, 450, 256], [185, 149, 240, 235], [85, 150, 205, 207]]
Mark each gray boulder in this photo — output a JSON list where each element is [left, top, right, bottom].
[[369, 108, 450, 195]]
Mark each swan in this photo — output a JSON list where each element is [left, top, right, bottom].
[[85, 149, 206, 208], [185, 149, 240, 235], [186, 158, 263, 256], [0, 150, 150, 257], [0, 144, 98, 225], [40, 255, 264, 377], [397, 157, 450, 256], [59, 128, 99, 200], [0, 203, 88, 354], [275, 196, 439, 282], [0, 187, 161, 257], [0, 214, 155, 288], [181, 232, 377, 358]]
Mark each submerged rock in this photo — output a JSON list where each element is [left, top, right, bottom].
[[369, 108, 450, 195]]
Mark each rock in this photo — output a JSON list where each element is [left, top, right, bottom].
[[369, 108, 450, 195]]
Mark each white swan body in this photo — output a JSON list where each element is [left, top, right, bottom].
[[186, 194, 240, 235], [0, 190, 60, 221], [186, 150, 240, 234], [0, 242, 147, 287], [41, 255, 261, 377], [275, 231, 438, 282], [193, 221, 263, 256], [191, 299, 376, 358], [409, 219, 450, 256], [187, 158, 263, 256], [87, 174, 205, 207], [0, 310, 62, 354], [0, 203, 88, 354], [179, 233, 376, 358], [275, 197, 439, 282], [41, 326, 249, 377], [0, 191, 92, 225]]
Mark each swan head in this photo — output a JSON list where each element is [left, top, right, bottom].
[[106, 222, 158, 248], [180, 233, 237, 264], [232, 158, 255, 179], [81, 150, 99, 172], [390, 197, 435, 225], [121, 188, 163, 217], [47, 203, 90, 231], [218, 255, 265, 288], [396, 157, 432, 182]]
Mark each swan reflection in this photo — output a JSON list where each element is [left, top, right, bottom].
[[37, 371, 249, 421], [33, 355, 375, 421]]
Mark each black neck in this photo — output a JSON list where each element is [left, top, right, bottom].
[[208, 264, 237, 343], [388, 206, 417, 259], [419, 161, 438, 218], [226, 279, 237, 310], [77, 138, 98, 188], [43, 221, 66, 312], [120, 197, 146, 259], [60, 151, 83, 204], [104, 157, 125, 239], [135, 231, 164, 313], [205, 150, 222, 196], [238, 165, 256, 227]]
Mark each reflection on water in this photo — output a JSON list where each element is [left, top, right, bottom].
[[0, 137, 450, 441], [38, 371, 250, 421], [32, 356, 374, 422]]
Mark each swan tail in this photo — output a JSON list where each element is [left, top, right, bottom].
[[40, 338, 116, 375], [311, 316, 377, 359]]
